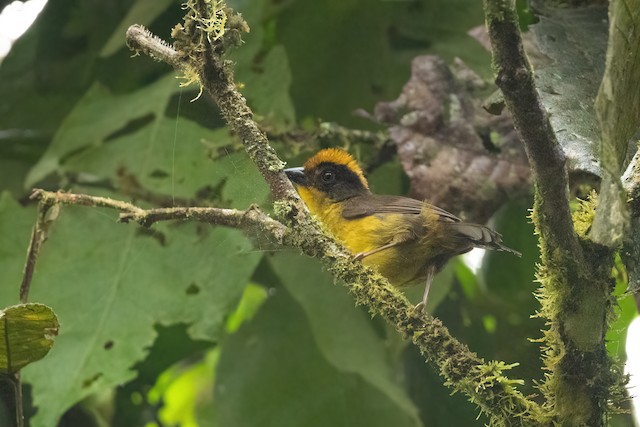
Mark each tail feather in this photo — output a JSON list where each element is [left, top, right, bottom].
[[448, 223, 522, 257]]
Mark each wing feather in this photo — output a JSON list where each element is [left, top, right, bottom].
[[341, 195, 461, 222], [340, 194, 521, 256]]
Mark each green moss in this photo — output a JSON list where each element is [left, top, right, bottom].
[[273, 199, 295, 219], [170, 0, 242, 98], [571, 191, 598, 237], [530, 186, 623, 426]]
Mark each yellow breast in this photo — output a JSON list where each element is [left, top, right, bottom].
[[297, 187, 381, 254], [296, 186, 434, 286]]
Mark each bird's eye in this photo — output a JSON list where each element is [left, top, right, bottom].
[[321, 171, 335, 183]]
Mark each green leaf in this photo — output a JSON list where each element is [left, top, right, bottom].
[[403, 345, 479, 427], [270, 253, 421, 423], [605, 256, 639, 360], [235, 45, 296, 130], [112, 324, 213, 427], [214, 270, 422, 427], [150, 349, 220, 427], [62, 116, 269, 207], [529, 3, 608, 178], [479, 200, 543, 393], [26, 73, 178, 187], [276, 0, 488, 126], [0, 0, 123, 136], [26, 67, 270, 207], [0, 0, 171, 193], [0, 196, 262, 427], [141, 285, 266, 427], [225, 283, 268, 334], [0, 303, 59, 374]]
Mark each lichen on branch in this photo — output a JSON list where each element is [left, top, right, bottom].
[[121, 1, 550, 424]]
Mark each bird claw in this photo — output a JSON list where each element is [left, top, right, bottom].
[[414, 302, 426, 313], [354, 252, 365, 261]]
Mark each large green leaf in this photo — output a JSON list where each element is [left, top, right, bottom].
[[0, 303, 59, 374], [269, 254, 421, 423], [0, 0, 169, 197], [131, 285, 266, 427], [214, 266, 422, 427], [61, 115, 269, 207], [0, 0, 131, 137], [113, 324, 214, 427], [24, 72, 271, 206], [26, 73, 179, 187], [0, 194, 262, 426], [480, 200, 543, 392], [235, 45, 296, 130], [23, 0, 295, 190], [276, 0, 488, 126], [403, 344, 479, 426]]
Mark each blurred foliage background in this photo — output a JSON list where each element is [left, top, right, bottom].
[[0, 0, 637, 426]]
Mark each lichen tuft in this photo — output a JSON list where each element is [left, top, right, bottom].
[[572, 190, 598, 238]]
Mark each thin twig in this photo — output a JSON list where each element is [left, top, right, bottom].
[[14, 193, 63, 427], [30, 190, 288, 245], [119, 206, 288, 244], [126, 25, 181, 67], [31, 189, 142, 214], [20, 198, 59, 303], [10, 373, 23, 427]]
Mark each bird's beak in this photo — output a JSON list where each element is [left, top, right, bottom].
[[284, 167, 308, 186]]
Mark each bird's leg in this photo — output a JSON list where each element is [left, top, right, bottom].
[[415, 265, 437, 313], [354, 241, 400, 261], [354, 234, 410, 261]]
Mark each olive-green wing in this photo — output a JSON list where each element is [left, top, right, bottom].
[[341, 194, 461, 222], [341, 195, 521, 256]]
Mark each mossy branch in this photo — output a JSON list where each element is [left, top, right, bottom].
[[30, 189, 288, 245], [482, 0, 579, 257], [483, 1, 620, 425], [121, 3, 551, 425]]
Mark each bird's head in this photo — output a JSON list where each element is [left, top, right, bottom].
[[284, 148, 370, 201]]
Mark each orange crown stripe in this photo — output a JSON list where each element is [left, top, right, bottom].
[[303, 148, 369, 189]]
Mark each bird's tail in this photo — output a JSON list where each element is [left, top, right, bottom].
[[448, 222, 522, 257]]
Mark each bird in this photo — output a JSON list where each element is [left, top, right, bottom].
[[284, 148, 521, 311]]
